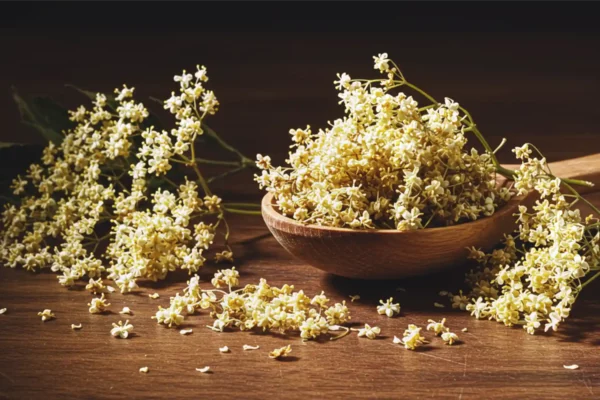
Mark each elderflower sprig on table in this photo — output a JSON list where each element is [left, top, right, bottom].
[[462, 144, 599, 334], [153, 269, 353, 341], [1, 65, 259, 294]]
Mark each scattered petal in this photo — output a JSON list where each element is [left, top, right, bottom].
[[0, 308, 6, 315], [71, 323, 83, 330], [120, 307, 133, 315], [196, 366, 211, 373], [180, 328, 193, 335], [149, 293, 160, 299], [438, 291, 449, 296], [461, 327, 468, 332], [269, 344, 292, 359], [396, 287, 406, 292], [563, 364, 579, 370], [139, 367, 149, 373], [434, 302, 445, 308], [219, 346, 230, 353], [349, 295, 360, 302], [38, 309, 55, 321], [106, 286, 116, 293], [243, 344, 260, 351], [393, 336, 402, 344]]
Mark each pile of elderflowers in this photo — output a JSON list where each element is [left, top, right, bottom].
[[154, 268, 353, 341], [255, 53, 512, 230], [460, 144, 600, 334], [1, 65, 258, 293]]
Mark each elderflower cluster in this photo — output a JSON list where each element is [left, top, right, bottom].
[[1, 65, 243, 294], [153, 270, 352, 341], [255, 53, 510, 230], [463, 145, 599, 334]]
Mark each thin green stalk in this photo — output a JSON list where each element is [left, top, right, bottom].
[[195, 158, 242, 167], [207, 165, 246, 184], [202, 123, 254, 166], [581, 271, 600, 289], [224, 207, 262, 216], [223, 202, 261, 209]]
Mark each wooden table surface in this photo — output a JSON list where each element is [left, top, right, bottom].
[[1, 17, 600, 399]]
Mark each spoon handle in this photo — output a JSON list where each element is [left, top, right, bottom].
[[503, 153, 600, 195]]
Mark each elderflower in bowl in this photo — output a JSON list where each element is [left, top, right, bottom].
[[259, 53, 526, 279]]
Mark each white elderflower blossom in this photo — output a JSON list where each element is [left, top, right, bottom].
[[38, 309, 55, 322], [398, 324, 426, 350], [111, 320, 134, 338], [441, 331, 459, 345], [426, 318, 448, 336], [88, 294, 110, 314], [355, 324, 381, 340], [377, 297, 400, 317]]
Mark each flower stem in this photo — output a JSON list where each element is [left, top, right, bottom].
[[224, 207, 262, 216], [581, 271, 600, 289]]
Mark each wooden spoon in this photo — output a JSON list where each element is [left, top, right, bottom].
[[261, 153, 600, 279]]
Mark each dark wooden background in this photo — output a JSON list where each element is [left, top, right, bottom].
[[0, 3, 599, 399]]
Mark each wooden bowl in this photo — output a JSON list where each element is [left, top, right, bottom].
[[261, 154, 600, 279], [261, 192, 525, 279]]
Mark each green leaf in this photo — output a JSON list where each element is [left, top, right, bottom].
[[66, 84, 120, 111], [11, 88, 65, 145], [30, 96, 72, 134], [0, 142, 25, 149]]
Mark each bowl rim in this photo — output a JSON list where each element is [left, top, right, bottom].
[[261, 191, 525, 235]]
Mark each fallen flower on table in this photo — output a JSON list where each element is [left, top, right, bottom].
[[38, 309, 55, 321], [354, 324, 381, 340], [426, 318, 448, 336], [88, 294, 110, 314], [269, 344, 292, 359], [111, 320, 133, 339], [119, 307, 133, 315], [397, 324, 426, 350], [85, 278, 106, 294], [377, 297, 400, 317], [441, 331, 459, 345]]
